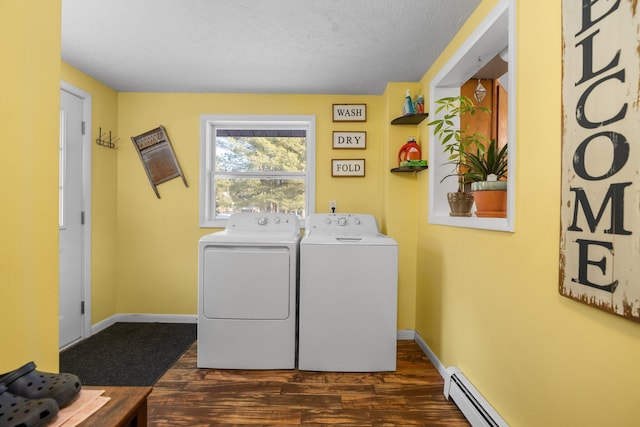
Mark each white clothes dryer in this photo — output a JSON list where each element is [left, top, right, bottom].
[[298, 213, 398, 372], [197, 212, 300, 369]]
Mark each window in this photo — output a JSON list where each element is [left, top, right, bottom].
[[428, 0, 515, 232], [199, 115, 316, 227], [59, 109, 66, 228]]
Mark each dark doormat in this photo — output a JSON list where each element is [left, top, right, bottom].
[[60, 322, 196, 386]]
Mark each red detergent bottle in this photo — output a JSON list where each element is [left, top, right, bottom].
[[398, 137, 421, 166]]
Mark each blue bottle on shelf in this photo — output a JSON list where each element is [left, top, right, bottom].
[[402, 89, 415, 116]]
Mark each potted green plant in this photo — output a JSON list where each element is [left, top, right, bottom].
[[428, 95, 491, 216], [464, 139, 508, 217]]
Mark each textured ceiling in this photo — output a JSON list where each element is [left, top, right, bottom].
[[61, 0, 482, 94]]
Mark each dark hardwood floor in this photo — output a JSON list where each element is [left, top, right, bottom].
[[148, 340, 469, 426]]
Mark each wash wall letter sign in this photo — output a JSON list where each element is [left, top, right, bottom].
[[333, 131, 366, 149], [560, 0, 640, 322], [332, 104, 366, 122]]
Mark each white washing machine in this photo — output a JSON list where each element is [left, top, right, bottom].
[[197, 212, 300, 369], [298, 213, 398, 372]]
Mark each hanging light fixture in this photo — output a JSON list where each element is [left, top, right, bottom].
[[474, 79, 487, 103]]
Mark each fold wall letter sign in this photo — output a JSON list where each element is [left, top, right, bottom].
[[560, 0, 640, 322], [332, 159, 365, 177], [131, 125, 188, 198]]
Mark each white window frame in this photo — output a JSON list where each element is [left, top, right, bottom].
[[199, 114, 316, 228], [428, 0, 516, 232]]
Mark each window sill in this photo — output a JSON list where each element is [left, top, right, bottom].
[[429, 214, 513, 232]]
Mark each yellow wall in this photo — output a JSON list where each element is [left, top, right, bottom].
[[60, 63, 119, 324], [415, 1, 640, 426], [0, 0, 61, 371], [383, 82, 421, 331], [3, 1, 639, 424], [114, 93, 401, 318], [51, 75, 422, 331]]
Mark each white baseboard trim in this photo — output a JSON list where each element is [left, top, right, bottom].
[[413, 331, 448, 379], [91, 320, 413, 340], [397, 329, 415, 340], [89, 321, 433, 372], [91, 313, 197, 335]]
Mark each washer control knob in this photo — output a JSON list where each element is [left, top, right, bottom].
[[257, 216, 268, 225], [353, 217, 361, 225], [338, 217, 348, 226], [324, 217, 332, 225]]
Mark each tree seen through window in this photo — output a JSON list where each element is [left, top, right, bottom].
[[214, 133, 306, 218]]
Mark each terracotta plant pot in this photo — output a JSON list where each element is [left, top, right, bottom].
[[471, 180, 507, 218], [472, 188, 507, 218], [447, 192, 474, 217]]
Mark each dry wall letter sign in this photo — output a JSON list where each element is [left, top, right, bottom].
[[333, 131, 366, 149], [560, 0, 640, 322], [131, 125, 188, 198]]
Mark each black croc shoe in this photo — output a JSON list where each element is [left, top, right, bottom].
[[0, 384, 58, 427], [0, 362, 81, 408]]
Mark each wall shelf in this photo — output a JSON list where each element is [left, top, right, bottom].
[[390, 165, 428, 173], [390, 113, 429, 125]]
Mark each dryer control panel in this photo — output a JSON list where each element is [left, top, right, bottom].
[[304, 213, 380, 236], [226, 212, 300, 233]]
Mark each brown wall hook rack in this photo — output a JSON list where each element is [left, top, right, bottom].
[[96, 127, 119, 149]]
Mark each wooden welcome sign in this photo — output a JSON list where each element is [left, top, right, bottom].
[[560, 0, 640, 322]]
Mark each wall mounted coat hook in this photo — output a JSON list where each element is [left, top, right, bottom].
[[96, 127, 119, 149]]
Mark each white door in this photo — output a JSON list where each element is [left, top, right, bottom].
[[59, 89, 85, 348]]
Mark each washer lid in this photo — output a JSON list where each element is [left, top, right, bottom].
[[199, 231, 300, 244], [301, 233, 397, 246]]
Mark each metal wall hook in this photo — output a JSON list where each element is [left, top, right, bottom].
[[96, 127, 119, 149]]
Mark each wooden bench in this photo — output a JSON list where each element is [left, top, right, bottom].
[[78, 386, 152, 427]]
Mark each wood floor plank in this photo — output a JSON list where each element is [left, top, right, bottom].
[[183, 381, 283, 394], [185, 393, 343, 411], [281, 383, 377, 395], [152, 406, 302, 425], [340, 393, 407, 410], [148, 341, 470, 426], [370, 409, 471, 426], [201, 407, 303, 425], [373, 382, 446, 397], [203, 369, 302, 383], [300, 409, 372, 425], [300, 372, 387, 384]]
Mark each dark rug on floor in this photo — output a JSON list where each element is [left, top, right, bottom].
[[59, 322, 196, 386]]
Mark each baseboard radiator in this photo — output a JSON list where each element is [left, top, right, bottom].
[[444, 367, 509, 427]]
